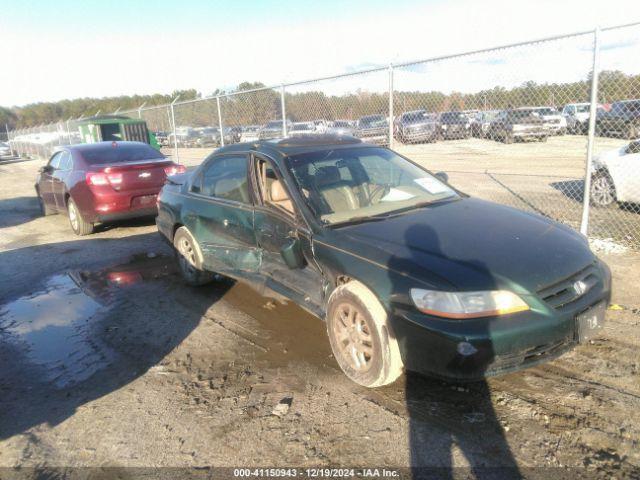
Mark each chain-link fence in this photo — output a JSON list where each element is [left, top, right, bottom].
[[5, 22, 640, 249]]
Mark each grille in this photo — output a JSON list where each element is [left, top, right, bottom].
[[537, 263, 600, 310]]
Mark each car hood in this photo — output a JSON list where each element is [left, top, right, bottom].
[[594, 146, 625, 167], [336, 197, 594, 292]]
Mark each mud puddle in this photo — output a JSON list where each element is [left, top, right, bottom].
[[0, 254, 174, 388]]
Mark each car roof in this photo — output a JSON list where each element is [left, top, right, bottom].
[[66, 141, 152, 152], [214, 134, 371, 157]]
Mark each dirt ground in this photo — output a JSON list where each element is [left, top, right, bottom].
[[1, 140, 640, 478]]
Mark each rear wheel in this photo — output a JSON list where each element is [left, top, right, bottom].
[[326, 281, 403, 388], [591, 173, 616, 207], [67, 198, 94, 235], [173, 226, 215, 286]]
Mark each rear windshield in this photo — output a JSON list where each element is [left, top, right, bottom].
[[81, 143, 165, 164]]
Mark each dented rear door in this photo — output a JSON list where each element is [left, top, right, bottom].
[[182, 154, 261, 273]]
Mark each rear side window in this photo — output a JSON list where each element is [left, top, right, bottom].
[[81, 144, 164, 164], [196, 155, 249, 204]]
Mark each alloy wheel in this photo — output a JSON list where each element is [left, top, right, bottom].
[[591, 175, 615, 206], [332, 302, 374, 372]]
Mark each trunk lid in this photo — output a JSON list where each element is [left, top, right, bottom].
[[90, 159, 173, 191]]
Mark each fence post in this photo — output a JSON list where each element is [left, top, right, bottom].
[[280, 85, 287, 138], [137, 102, 146, 119], [216, 96, 225, 147], [170, 95, 180, 163], [388, 64, 394, 149], [580, 27, 601, 237]]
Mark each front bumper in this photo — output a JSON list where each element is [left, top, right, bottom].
[[513, 129, 547, 139], [440, 126, 469, 138], [402, 129, 437, 142], [389, 261, 612, 381]]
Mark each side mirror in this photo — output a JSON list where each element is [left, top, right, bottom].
[[280, 237, 306, 269], [434, 171, 449, 183], [39, 165, 52, 174]]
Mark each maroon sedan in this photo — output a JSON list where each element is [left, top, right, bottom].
[[35, 141, 185, 235]]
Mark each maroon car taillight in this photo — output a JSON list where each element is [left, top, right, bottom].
[[86, 171, 123, 188], [164, 164, 186, 176]]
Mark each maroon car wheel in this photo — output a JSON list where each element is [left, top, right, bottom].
[[67, 198, 94, 236]]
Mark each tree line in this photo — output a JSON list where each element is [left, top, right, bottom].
[[4, 71, 639, 131]]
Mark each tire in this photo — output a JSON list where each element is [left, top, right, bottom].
[[590, 172, 616, 207], [503, 132, 514, 144], [67, 198, 94, 236], [326, 281, 403, 388], [626, 124, 639, 140], [173, 226, 215, 286], [36, 188, 54, 216]]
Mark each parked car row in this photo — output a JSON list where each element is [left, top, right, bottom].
[[152, 98, 640, 152]]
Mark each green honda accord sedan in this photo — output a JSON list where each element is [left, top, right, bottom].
[[156, 135, 611, 387]]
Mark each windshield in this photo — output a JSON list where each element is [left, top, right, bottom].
[[508, 110, 539, 121], [401, 111, 428, 123], [575, 105, 590, 113], [536, 108, 558, 115], [286, 146, 458, 225], [440, 112, 465, 122], [358, 116, 386, 128]]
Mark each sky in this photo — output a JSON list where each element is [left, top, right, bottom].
[[0, 0, 639, 107]]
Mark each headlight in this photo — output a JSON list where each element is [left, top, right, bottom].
[[410, 288, 529, 319]]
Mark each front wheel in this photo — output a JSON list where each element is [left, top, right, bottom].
[[326, 281, 403, 388], [67, 198, 94, 235], [173, 226, 215, 286]]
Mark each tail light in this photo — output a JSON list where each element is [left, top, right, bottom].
[[164, 164, 186, 176], [86, 171, 123, 187]]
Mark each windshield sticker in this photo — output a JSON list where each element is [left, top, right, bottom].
[[414, 177, 452, 194], [380, 188, 416, 202]]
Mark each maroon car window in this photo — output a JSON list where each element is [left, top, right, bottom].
[[58, 151, 73, 171], [81, 144, 164, 164], [49, 152, 63, 169]]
